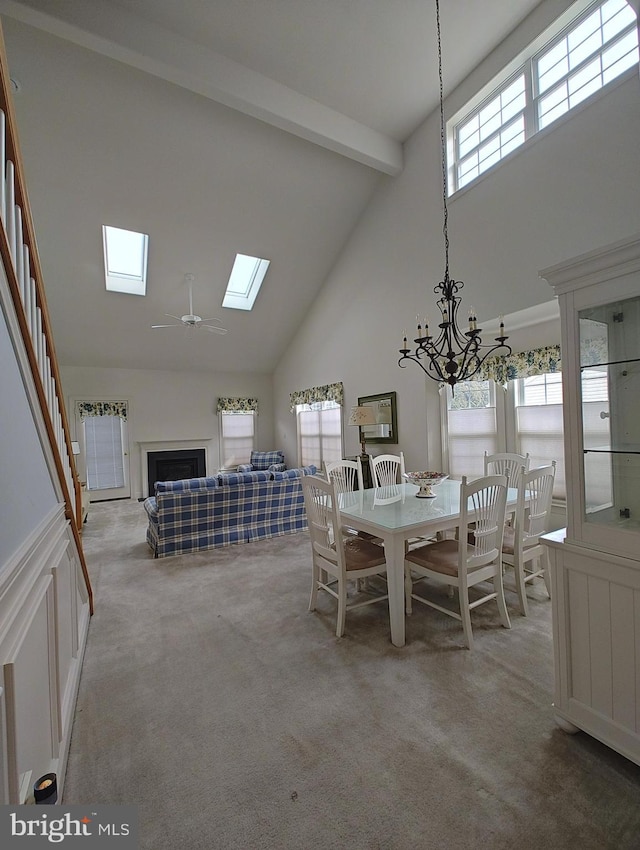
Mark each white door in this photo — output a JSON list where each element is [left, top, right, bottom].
[[81, 414, 131, 501]]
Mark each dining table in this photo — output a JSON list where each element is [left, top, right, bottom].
[[338, 478, 518, 647]]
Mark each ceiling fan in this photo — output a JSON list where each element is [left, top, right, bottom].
[[152, 273, 227, 334]]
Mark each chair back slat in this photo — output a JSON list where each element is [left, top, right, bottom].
[[463, 474, 508, 568], [325, 458, 363, 493], [519, 462, 556, 546], [370, 452, 405, 487], [303, 475, 343, 567], [484, 452, 530, 488]]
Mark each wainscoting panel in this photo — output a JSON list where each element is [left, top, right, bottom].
[[547, 537, 640, 766], [0, 506, 90, 803]]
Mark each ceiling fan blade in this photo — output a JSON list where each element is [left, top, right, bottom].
[[202, 324, 228, 334], [198, 317, 225, 324], [151, 324, 181, 329], [164, 314, 183, 321]]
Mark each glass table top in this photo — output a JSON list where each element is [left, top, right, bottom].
[[338, 480, 460, 531], [338, 479, 518, 532]]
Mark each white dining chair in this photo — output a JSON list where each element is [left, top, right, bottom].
[[404, 474, 511, 649], [483, 452, 530, 527], [370, 452, 405, 487], [483, 451, 530, 488], [302, 475, 389, 637], [324, 457, 382, 563], [501, 462, 556, 616], [325, 457, 364, 493]]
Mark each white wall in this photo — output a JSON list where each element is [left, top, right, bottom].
[[0, 304, 57, 564], [273, 27, 640, 473], [61, 366, 275, 500]]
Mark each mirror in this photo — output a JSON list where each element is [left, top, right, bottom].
[[357, 392, 398, 444]]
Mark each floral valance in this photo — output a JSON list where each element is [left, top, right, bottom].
[[289, 381, 344, 412], [216, 397, 259, 413], [470, 345, 562, 384], [76, 400, 128, 420]]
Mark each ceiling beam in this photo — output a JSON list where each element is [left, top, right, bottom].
[[0, 0, 404, 175]]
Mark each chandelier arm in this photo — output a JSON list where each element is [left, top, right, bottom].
[[398, 352, 446, 382]]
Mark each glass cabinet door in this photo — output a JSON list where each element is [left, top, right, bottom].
[[579, 295, 640, 531]]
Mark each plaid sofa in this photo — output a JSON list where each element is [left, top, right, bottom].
[[143, 466, 316, 558]]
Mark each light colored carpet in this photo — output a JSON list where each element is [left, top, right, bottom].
[[63, 499, 640, 849]]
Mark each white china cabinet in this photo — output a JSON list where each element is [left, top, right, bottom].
[[541, 233, 640, 767]]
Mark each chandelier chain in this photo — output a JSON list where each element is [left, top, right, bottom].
[[397, 0, 511, 390], [435, 0, 449, 284]]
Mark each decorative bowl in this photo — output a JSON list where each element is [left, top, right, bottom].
[[402, 471, 449, 498]]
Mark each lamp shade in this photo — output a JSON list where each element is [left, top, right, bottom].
[[348, 406, 377, 427]]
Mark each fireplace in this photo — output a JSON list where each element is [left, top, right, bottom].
[[147, 449, 206, 496]]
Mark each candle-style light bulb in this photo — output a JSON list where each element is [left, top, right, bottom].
[[402, 329, 407, 349], [499, 314, 505, 336]]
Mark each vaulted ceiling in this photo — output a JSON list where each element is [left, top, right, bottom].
[[1, 0, 544, 374]]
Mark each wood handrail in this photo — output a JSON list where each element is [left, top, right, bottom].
[[0, 21, 93, 614]]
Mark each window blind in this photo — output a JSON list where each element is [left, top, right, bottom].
[[84, 415, 125, 491], [219, 411, 255, 468], [297, 403, 342, 469]]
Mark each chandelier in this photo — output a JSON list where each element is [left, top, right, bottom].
[[398, 0, 511, 390]]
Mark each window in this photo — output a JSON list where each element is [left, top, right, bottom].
[[219, 411, 256, 469], [513, 373, 566, 498], [442, 381, 502, 480], [222, 254, 270, 311], [103, 225, 149, 295], [84, 415, 126, 491], [440, 371, 569, 500], [296, 401, 342, 469], [451, 0, 638, 192]]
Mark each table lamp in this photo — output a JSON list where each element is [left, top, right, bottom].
[[348, 405, 377, 456]]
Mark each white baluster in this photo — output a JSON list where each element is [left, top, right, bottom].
[[23, 260, 32, 332], [15, 204, 23, 291], [29, 278, 37, 340], [0, 110, 5, 227], [5, 159, 15, 264], [22, 243, 30, 307], [36, 307, 43, 373]]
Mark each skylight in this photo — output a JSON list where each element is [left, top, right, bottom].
[[103, 225, 149, 295], [222, 253, 270, 311]]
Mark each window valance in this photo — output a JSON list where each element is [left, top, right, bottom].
[[216, 397, 259, 414], [76, 400, 128, 420], [289, 381, 344, 412], [469, 345, 562, 384]]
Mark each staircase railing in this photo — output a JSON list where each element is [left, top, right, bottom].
[[0, 23, 93, 613]]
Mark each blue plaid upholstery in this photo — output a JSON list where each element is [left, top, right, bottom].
[[144, 466, 316, 558], [155, 476, 219, 493], [249, 450, 285, 470]]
